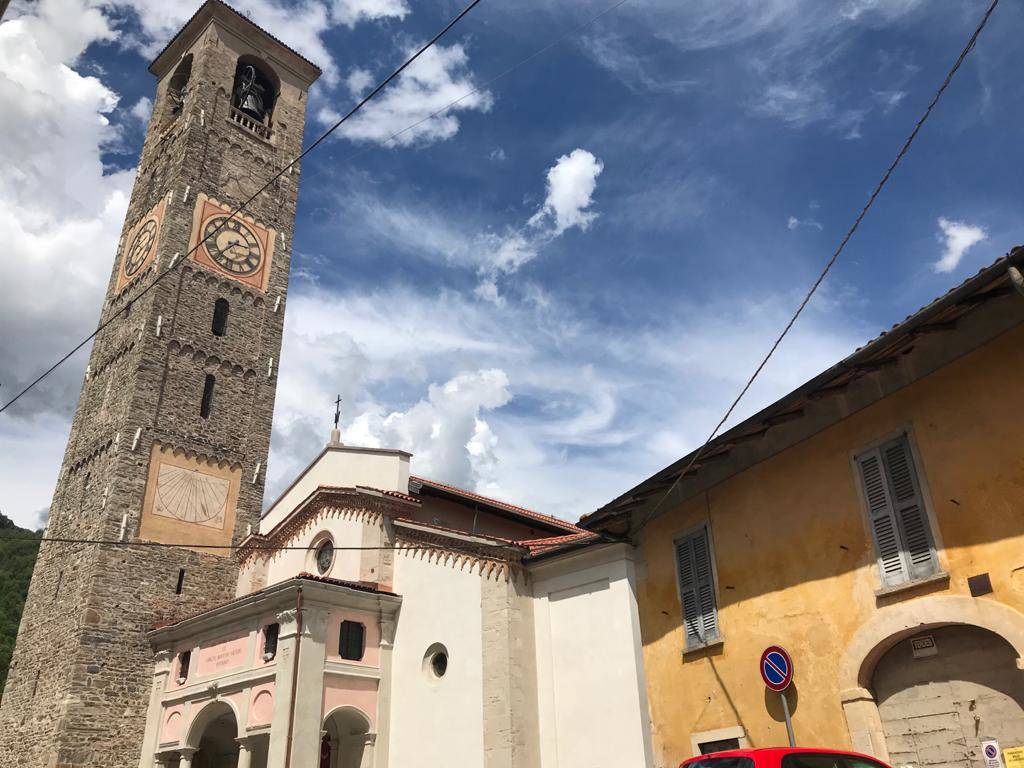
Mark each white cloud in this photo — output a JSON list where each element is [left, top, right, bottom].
[[530, 148, 605, 235], [129, 95, 152, 123], [787, 214, 823, 231], [933, 217, 987, 273], [474, 149, 604, 300], [263, 281, 868, 523], [329, 0, 409, 27], [323, 43, 492, 146], [489, 147, 507, 162]]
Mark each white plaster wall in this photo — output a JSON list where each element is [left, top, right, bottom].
[[532, 545, 654, 768], [261, 446, 410, 530], [388, 552, 485, 767], [264, 514, 365, 586]]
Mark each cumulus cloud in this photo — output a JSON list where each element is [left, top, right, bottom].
[[129, 95, 152, 124], [473, 149, 603, 300], [933, 217, 987, 273], [529, 148, 605, 235], [323, 43, 492, 146], [347, 369, 511, 488]]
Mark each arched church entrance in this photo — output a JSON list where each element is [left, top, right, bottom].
[[187, 701, 240, 768], [872, 625, 1024, 768], [322, 706, 374, 768]]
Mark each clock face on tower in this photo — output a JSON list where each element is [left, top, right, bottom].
[[125, 220, 158, 277], [203, 216, 263, 275], [189, 194, 276, 291], [116, 198, 166, 292]]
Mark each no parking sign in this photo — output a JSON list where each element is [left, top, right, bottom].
[[984, 741, 1005, 768]]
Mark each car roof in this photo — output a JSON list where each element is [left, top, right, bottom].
[[684, 748, 886, 761]]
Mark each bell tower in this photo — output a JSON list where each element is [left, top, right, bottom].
[[0, 3, 320, 767]]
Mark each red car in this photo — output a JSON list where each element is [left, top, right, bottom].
[[680, 747, 894, 768]]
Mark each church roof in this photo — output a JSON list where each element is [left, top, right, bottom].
[[410, 475, 585, 535]]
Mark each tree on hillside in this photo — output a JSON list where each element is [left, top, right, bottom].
[[0, 513, 41, 697]]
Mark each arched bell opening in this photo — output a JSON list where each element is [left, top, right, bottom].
[[167, 54, 193, 118], [231, 56, 280, 127]]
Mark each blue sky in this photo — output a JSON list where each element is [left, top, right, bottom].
[[1, 0, 1021, 529]]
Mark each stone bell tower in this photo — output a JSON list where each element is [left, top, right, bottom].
[[0, 3, 320, 766]]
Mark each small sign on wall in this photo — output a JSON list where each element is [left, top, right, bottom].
[[1002, 746, 1024, 768], [911, 635, 937, 658], [983, 741, 1005, 768]]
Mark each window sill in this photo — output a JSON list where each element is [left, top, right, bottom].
[[682, 637, 724, 659], [875, 571, 949, 599]]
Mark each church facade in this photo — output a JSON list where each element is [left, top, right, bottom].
[[138, 437, 653, 768], [0, 3, 654, 767]]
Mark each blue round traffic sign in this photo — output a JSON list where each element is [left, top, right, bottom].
[[760, 645, 794, 692]]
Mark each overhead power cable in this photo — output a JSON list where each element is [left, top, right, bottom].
[[633, 0, 1001, 533], [0, 534, 517, 552], [0, 0, 484, 416]]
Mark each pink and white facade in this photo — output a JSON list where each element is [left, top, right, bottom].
[[140, 436, 654, 768]]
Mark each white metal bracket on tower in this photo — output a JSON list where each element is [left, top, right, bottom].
[[252, 462, 261, 484], [183, 185, 191, 203], [118, 512, 128, 541], [267, 357, 274, 378], [273, 296, 282, 313], [156, 315, 163, 337], [131, 427, 142, 452]]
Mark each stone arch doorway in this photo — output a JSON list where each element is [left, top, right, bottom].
[[322, 706, 375, 768], [186, 701, 240, 768], [873, 625, 1024, 768], [839, 596, 1024, 763]]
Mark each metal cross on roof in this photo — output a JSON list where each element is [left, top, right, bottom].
[[333, 394, 342, 429]]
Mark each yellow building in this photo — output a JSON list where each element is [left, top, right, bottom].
[[583, 251, 1024, 768]]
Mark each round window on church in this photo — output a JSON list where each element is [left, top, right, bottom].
[[315, 539, 334, 575], [423, 642, 449, 681]]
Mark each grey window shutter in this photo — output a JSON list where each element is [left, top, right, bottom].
[[676, 527, 718, 645], [880, 437, 938, 580], [857, 447, 907, 586], [857, 436, 938, 587]]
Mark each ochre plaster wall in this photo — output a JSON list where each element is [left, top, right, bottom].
[[638, 324, 1024, 767]]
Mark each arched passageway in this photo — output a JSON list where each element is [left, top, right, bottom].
[[322, 706, 374, 768], [188, 701, 240, 768], [873, 625, 1024, 768]]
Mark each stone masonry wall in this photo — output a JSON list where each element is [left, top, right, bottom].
[[0, 15, 316, 768]]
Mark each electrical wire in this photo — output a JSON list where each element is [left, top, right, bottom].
[[0, 534, 516, 551], [0, 0, 484, 416], [632, 0, 1001, 533]]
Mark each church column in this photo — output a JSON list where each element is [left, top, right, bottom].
[[138, 650, 174, 768], [236, 736, 257, 768], [374, 616, 395, 768], [359, 733, 377, 768], [266, 598, 329, 768], [177, 747, 197, 768], [291, 604, 329, 767]]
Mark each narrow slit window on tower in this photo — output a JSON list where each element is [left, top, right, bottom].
[[212, 298, 229, 336], [200, 374, 215, 419], [174, 568, 186, 595]]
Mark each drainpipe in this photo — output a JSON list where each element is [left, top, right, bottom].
[[284, 585, 303, 768]]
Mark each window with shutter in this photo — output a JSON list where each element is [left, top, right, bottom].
[[675, 526, 719, 647], [856, 435, 938, 587]]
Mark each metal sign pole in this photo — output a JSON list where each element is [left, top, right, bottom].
[[780, 690, 795, 747]]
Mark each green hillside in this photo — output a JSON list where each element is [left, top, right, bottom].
[[0, 513, 40, 696]]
